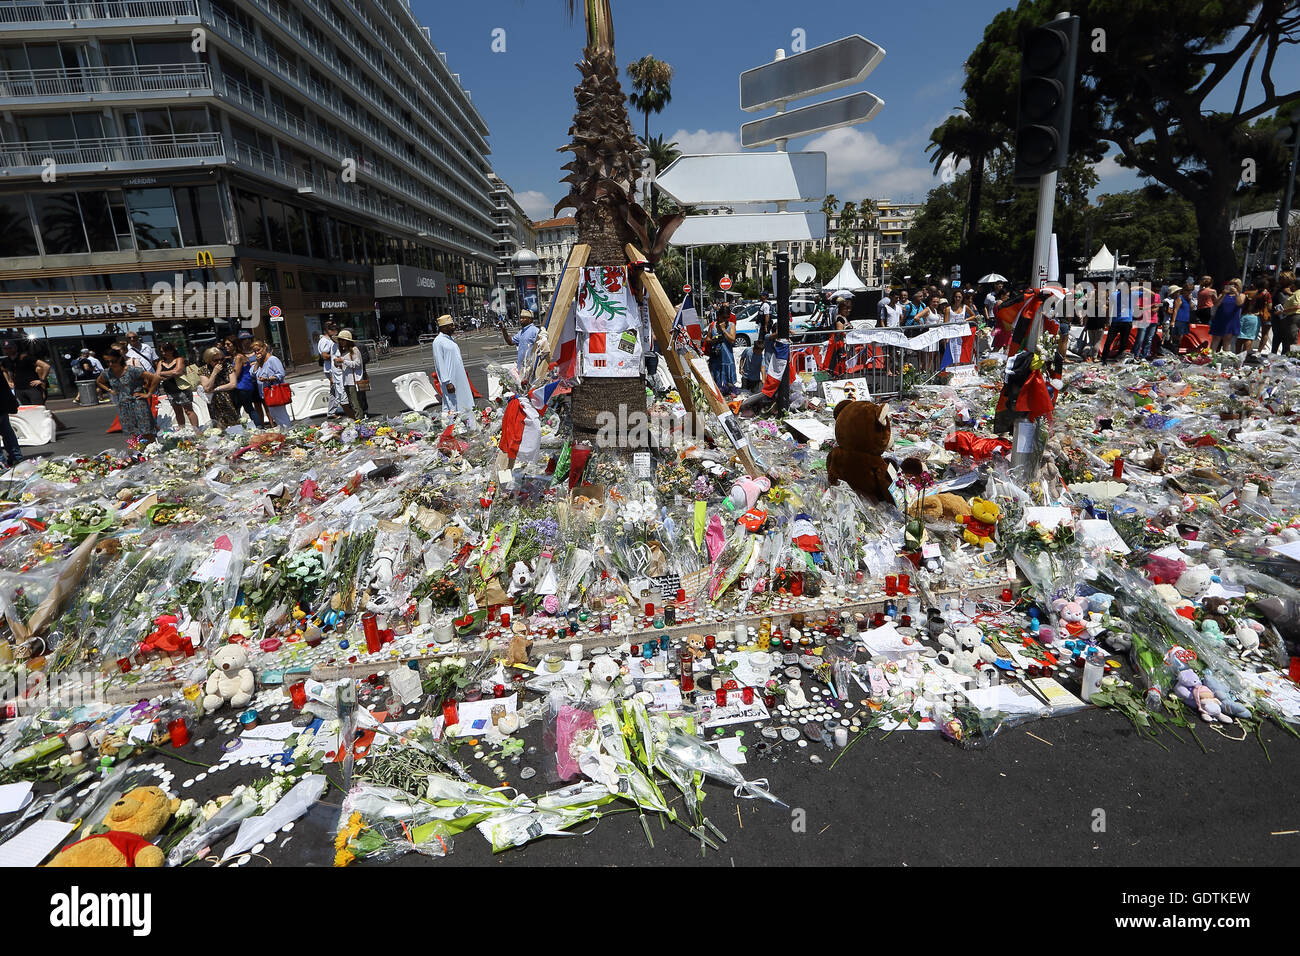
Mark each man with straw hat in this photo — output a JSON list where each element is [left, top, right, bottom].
[[432, 314, 475, 425]]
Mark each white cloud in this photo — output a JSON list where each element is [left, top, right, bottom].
[[804, 126, 937, 202], [668, 128, 741, 154], [516, 189, 571, 220]]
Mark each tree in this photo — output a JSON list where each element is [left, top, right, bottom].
[[805, 248, 842, 283], [558, 0, 684, 432], [836, 201, 858, 258], [1083, 185, 1199, 279], [926, 105, 1007, 278], [645, 133, 680, 219], [960, 0, 1300, 279], [821, 194, 839, 222], [626, 55, 674, 146]]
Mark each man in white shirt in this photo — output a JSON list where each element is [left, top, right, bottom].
[[126, 331, 157, 369], [79, 348, 104, 375], [317, 322, 344, 416], [758, 293, 772, 338]]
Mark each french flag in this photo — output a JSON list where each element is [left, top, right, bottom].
[[672, 299, 703, 351], [761, 339, 792, 398]]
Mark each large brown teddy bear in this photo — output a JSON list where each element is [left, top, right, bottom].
[[920, 492, 972, 523], [47, 786, 179, 868], [825, 400, 896, 503]]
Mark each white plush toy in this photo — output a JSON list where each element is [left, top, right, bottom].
[[203, 643, 255, 713], [586, 655, 622, 702], [1175, 566, 1213, 601], [952, 627, 983, 677], [785, 680, 809, 709]]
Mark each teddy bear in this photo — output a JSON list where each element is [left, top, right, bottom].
[[586, 655, 623, 702], [920, 492, 972, 523], [505, 632, 533, 666], [47, 786, 180, 868], [1055, 599, 1088, 639], [825, 400, 895, 503], [1202, 671, 1251, 720], [203, 643, 255, 713], [956, 498, 1001, 547]]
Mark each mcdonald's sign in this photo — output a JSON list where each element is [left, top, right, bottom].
[[195, 251, 215, 268]]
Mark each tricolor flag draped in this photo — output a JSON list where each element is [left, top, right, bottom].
[[671, 298, 703, 352], [761, 340, 793, 398]]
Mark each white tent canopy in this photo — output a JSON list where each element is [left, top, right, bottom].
[[1085, 244, 1135, 275], [822, 258, 868, 293]]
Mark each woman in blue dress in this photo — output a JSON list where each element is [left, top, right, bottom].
[[97, 348, 159, 446], [1208, 279, 1246, 354]]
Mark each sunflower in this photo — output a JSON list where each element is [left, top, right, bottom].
[[334, 848, 356, 868]]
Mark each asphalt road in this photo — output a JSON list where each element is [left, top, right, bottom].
[[26, 330, 510, 460]]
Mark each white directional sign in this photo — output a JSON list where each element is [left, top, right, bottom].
[[741, 35, 885, 112], [670, 212, 827, 246], [656, 152, 826, 206], [741, 91, 884, 148]]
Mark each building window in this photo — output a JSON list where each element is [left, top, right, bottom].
[[79, 190, 119, 252], [32, 192, 89, 255], [0, 195, 39, 257], [124, 187, 181, 249], [237, 190, 267, 250], [174, 185, 225, 247]]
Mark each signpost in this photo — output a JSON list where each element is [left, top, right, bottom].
[[740, 91, 884, 149], [740, 34, 885, 112], [657, 152, 827, 206], [719, 276, 732, 291], [672, 212, 826, 246]]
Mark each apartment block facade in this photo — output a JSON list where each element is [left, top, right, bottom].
[[0, 0, 500, 394]]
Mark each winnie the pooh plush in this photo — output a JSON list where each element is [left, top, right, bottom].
[[824, 400, 895, 503], [47, 786, 179, 867], [956, 498, 1001, 546], [920, 492, 972, 523]]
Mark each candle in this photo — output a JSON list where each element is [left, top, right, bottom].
[[418, 597, 434, 624], [168, 718, 190, 747], [568, 643, 583, 662], [362, 613, 381, 653]]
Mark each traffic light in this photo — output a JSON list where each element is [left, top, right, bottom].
[[1014, 14, 1080, 183]]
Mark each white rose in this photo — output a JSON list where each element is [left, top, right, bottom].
[[175, 798, 198, 820]]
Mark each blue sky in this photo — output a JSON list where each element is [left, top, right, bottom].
[[411, 0, 1298, 220]]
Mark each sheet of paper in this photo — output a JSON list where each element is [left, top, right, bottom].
[[0, 781, 33, 813], [221, 735, 293, 762], [783, 417, 835, 446], [190, 548, 232, 583], [643, 679, 682, 712], [239, 721, 298, 741], [711, 736, 746, 765], [715, 650, 776, 689], [1079, 519, 1131, 554], [1268, 540, 1300, 562], [448, 694, 517, 738], [0, 820, 76, 866], [1023, 506, 1073, 530], [700, 695, 770, 728], [858, 622, 912, 658], [1204, 582, 1246, 599]]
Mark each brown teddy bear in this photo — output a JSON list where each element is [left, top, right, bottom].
[[48, 786, 179, 868], [920, 492, 972, 523], [825, 400, 895, 503], [505, 631, 533, 666]]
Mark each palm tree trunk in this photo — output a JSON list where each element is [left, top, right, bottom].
[[964, 152, 985, 277]]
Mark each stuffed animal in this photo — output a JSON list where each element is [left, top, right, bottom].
[[1174, 565, 1212, 601], [505, 632, 532, 666], [587, 655, 622, 702], [952, 628, 983, 678], [956, 498, 1001, 547], [1056, 600, 1088, 638], [1172, 668, 1231, 724], [920, 492, 972, 523], [1231, 623, 1263, 660], [47, 786, 180, 867], [825, 400, 895, 503], [203, 643, 255, 713], [1202, 672, 1251, 720]]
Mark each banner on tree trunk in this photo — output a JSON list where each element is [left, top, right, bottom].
[[577, 265, 642, 377]]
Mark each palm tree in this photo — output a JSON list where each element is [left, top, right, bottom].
[[926, 106, 1006, 275], [646, 133, 680, 219], [836, 200, 857, 259], [559, 0, 684, 434], [626, 55, 673, 147]]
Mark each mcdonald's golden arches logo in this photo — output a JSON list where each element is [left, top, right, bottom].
[[195, 251, 215, 268]]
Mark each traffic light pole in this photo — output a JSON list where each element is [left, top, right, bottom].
[[1012, 169, 1058, 475], [776, 248, 790, 411], [1277, 127, 1299, 274]]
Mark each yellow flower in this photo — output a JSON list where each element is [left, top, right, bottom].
[[334, 848, 356, 867], [346, 811, 363, 840]]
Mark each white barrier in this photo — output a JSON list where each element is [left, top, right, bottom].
[[11, 405, 56, 446], [289, 380, 331, 420], [393, 372, 441, 413]]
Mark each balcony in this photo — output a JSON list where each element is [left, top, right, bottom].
[[0, 62, 211, 103], [0, 131, 225, 174], [0, 0, 200, 28]]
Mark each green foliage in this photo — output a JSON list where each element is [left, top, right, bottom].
[[804, 248, 842, 283], [955, 0, 1300, 277], [626, 55, 674, 143]]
